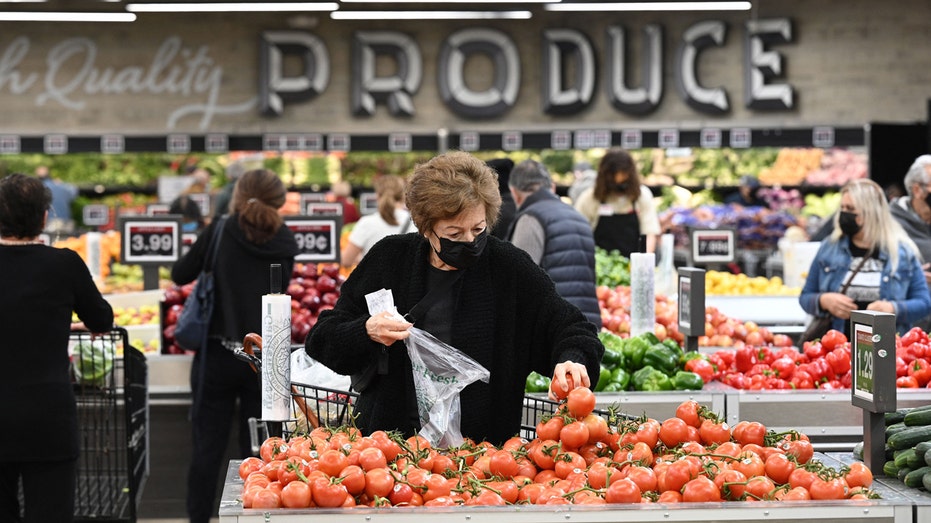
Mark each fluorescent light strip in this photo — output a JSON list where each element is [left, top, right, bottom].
[[0, 12, 136, 21], [332, 10, 532, 20], [545, 2, 751, 11], [127, 2, 338, 12], [341, 0, 554, 3]]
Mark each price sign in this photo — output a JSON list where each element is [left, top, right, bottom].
[[44, 134, 67, 155], [676, 268, 705, 335], [851, 311, 896, 412], [147, 204, 171, 216], [327, 133, 350, 152], [690, 228, 735, 264], [0, 135, 20, 154], [303, 133, 323, 151], [729, 128, 752, 148], [551, 130, 571, 150], [307, 203, 343, 216], [359, 192, 377, 215], [388, 133, 412, 153], [120, 218, 181, 264], [299, 192, 326, 215], [459, 131, 479, 152], [502, 131, 522, 151], [700, 128, 722, 148], [659, 129, 680, 148], [82, 204, 111, 227], [813, 126, 835, 148], [205, 133, 228, 153], [167, 134, 190, 154], [574, 130, 595, 149], [621, 129, 642, 149], [286, 217, 342, 263], [101, 134, 124, 154], [593, 129, 612, 148]]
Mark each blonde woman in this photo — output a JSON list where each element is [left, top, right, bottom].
[[799, 179, 931, 336], [341, 174, 414, 267]]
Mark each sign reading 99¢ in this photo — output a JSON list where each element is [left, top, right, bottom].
[[286, 217, 342, 263], [121, 219, 180, 264]]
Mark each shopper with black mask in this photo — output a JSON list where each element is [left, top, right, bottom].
[[304, 151, 603, 446], [799, 179, 931, 337]]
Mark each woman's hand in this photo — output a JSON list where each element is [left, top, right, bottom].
[[819, 292, 857, 319], [365, 311, 412, 346], [866, 300, 895, 314], [548, 360, 591, 401]]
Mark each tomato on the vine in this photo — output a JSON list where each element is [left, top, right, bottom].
[[566, 387, 596, 419], [681, 476, 721, 502]]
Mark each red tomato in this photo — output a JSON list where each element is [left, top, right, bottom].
[[338, 465, 366, 496], [581, 414, 609, 445], [259, 437, 289, 463], [536, 416, 566, 441], [764, 452, 796, 484], [714, 469, 747, 500], [604, 477, 641, 503], [659, 417, 690, 448], [566, 387, 596, 419], [239, 456, 265, 481], [251, 487, 282, 509], [744, 475, 776, 500], [357, 446, 388, 472], [699, 419, 731, 446], [280, 480, 312, 508], [681, 476, 722, 502], [317, 449, 349, 477], [845, 461, 873, 488], [549, 373, 576, 400], [808, 476, 848, 500], [675, 400, 702, 428], [364, 467, 395, 498], [559, 421, 590, 449], [488, 449, 520, 478], [311, 477, 349, 507]]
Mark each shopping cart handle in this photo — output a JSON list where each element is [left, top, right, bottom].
[[237, 333, 263, 372]]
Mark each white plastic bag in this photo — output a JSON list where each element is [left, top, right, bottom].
[[405, 327, 490, 448], [290, 348, 352, 392]]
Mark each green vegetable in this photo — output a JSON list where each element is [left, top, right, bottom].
[[595, 366, 612, 392], [923, 470, 931, 491], [525, 371, 550, 393], [662, 338, 683, 359], [642, 345, 679, 375], [623, 337, 651, 370], [640, 332, 661, 346], [853, 441, 864, 461], [904, 408, 931, 427], [889, 426, 931, 450], [885, 408, 911, 425], [610, 367, 630, 390], [601, 347, 625, 369], [883, 460, 899, 478], [595, 248, 631, 288], [904, 466, 931, 488], [602, 381, 626, 392], [73, 339, 116, 386], [672, 371, 704, 391], [631, 366, 673, 391], [895, 449, 916, 468]]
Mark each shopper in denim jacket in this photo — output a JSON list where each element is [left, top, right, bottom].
[[800, 179, 931, 336]]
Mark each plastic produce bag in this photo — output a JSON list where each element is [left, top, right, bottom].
[[405, 327, 490, 447], [73, 339, 116, 386], [290, 348, 351, 392]]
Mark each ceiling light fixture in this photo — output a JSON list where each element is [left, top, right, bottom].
[[127, 2, 338, 13], [0, 11, 136, 21], [332, 10, 532, 20], [340, 0, 554, 3], [545, 2, 751, 12]]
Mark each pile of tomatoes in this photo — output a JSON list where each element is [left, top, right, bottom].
[[235, 389, 876, 509]]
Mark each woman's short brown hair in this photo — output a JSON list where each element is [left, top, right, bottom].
[[406, 151, 501, 235]]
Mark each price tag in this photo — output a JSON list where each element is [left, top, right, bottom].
[[813, 126, 835, 148], [388, 133, 412, 153], [690, 228, 735, 264], [574, 130, 594, 149], [327, 133, 350, 152], [621, 129, 642, 149], [82, 204, 111, 227], [101, 134, 124, 154], [659, 129, 680, 148], [286, 217, 342, 263], [306, 202, 344, 216], [44, 134, 68, 155], [359, 192, 377, 215], [729, 128, 752, 148], [303, 133, 324, 151], [502, 131, 522, 151], [851, 311, 896, 412], [147, 203, 171, 216], [120, 218, 181, 264], [205, 134, 228, 153], [550, 130, 571, 150], [700, 128, 722, 148], [593, 130, 612, 148], [167, 134, 190, 154], [459, 131, 479, 152], [299, 192, 326, 215], [285, 134, 303, 151], [0, 135, 20, 154], [263, 134, 284, 151]]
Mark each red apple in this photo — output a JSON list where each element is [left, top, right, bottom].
[[316, 275, 337, 293], [320, 263, 341, 279], [163, 287, 184, 307], [301, 263, 318, 278], [166, 304, 183, 325], [321, 291, 339, 306], [300, 293, 321, 313], [286, 282, 306, 301]]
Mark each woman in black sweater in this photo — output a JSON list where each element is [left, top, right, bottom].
[[172, 169, 297, 523], [0, 173, 113, 522], [306, 152, 604, 446]]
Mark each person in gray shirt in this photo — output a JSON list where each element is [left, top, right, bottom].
[[890, 154, 931, 329]]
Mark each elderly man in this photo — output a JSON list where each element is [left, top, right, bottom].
[[890, 155, 931, 329], [507, 159, 601, 329]]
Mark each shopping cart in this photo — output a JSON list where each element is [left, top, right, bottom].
[[70, 327, 149, 523]]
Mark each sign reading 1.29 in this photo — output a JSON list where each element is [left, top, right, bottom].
[[121, 218, 181, 264]]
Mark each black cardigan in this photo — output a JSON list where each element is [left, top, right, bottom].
[[305, 232, 604, 445]]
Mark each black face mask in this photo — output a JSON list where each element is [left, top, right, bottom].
[[614, 182, 630, 192], [432, 230, 487, 269], [839, 211, 862, 237]]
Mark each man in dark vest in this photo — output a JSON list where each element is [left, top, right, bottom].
[[890, 154, 931, 330], [507, 160, 602, 329]]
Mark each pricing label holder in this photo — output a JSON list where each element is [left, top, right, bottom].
[[850, 310, 896, 474], [119, 216, 182, 290], [147, 203, 171, 216], [689, 228, 735, 264], [298, 192, 326, 215], [677, 267, 706, 352], [306, 202, 343, 216], [359, 192, 377, 215], [285, 216, 343, 264], [83, 204, 111, 228]]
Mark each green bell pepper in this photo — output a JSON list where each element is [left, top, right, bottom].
[[525, 371, 550, 393], [610, 367, 630, 390], [642, 345, 679, 375], [631, 365, 673, 391], [623, 336, 651, 370], [640, 332, 661, 346], [663, 338, 684, 359], [672, 370, 705, 391], [603, 381, 626, 392], [601, 347, 625, 369], [595, 365, 612, 392]]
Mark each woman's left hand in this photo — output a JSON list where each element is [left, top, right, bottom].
[[549, 360, 591, 401], [866, 300, 895, 314]]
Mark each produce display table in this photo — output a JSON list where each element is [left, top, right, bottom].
[[705, 295, 807, 334], [217, 458, 916, 523]]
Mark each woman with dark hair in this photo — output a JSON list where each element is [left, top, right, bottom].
[[306, 152, 603, 446], [172, 169, 298, 523], [0, 173, 113, 522], [573, 148, 661, 257]]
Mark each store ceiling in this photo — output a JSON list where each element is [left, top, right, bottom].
[[0, 1, 755, 21]]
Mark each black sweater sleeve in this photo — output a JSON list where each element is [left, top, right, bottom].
[[69, 250, 113, 332]]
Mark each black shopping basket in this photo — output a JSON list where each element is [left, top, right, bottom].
[[70, 327, 149, 523]]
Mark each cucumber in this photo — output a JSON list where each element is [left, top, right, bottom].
[[886, 408, 912, 425], [853, 441, 864, 461], [889, 426, 931, 450], [905, 466, 931, 488], [908, 449, 924, 469], [915, 441, 931, 456], [898, 466, 914, 481], [887, 422, 908, 438], [883, 460, 900, 477], [925, 447, 931, 467], [895, 449, 916, 468], [905, 409, 931, 427], [924, 471, 931, 491]]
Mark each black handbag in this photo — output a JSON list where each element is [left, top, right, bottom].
[[799, 253, 870, 343], [174, 217, 226, 351]]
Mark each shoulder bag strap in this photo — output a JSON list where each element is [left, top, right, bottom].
[[838, 250, 872, 295], [404, 269, 464, 324], [204, 216, 227, 273]]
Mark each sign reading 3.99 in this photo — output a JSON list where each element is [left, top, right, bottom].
[[286, 216, 342, 263], [120, 218, 181, 264]]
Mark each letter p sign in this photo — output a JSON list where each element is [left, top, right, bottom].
[[259, 31, 330, 117]]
